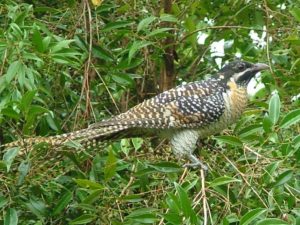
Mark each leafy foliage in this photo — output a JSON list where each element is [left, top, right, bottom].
[[0, 0, 299, 224]]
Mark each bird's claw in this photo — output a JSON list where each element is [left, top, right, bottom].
[[183, 162, 208, 171], [183, 154, 208, 171]]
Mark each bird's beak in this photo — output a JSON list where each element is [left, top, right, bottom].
[[252, 63, 269, 72]]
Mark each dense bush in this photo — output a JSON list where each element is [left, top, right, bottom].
[[0, 0, 299, 224]]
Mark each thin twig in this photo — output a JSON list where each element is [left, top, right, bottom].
[[206, 199, 213, 225], [83, 0, 93, 115], [120, 163, 136, 196], [200, 169, 208, 225], [179, 167, 188, 183], [116, 201, 124, 222], [243, 144, 266, 159], [74, 0, 93, 126], [94, 66, 120, 113], [222, 153, 268, 207], [0, 48, 7, 76], [116, 163, 137, 222], [263, 1, 274, 75]]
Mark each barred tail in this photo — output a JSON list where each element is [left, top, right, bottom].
[[1, 115, 160, 154], [0, 124, 131, 153]]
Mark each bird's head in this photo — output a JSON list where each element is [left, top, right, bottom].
[[218, 61, 269, 86]]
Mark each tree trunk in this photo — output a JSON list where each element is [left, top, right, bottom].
[[159, 0, 176, 92]]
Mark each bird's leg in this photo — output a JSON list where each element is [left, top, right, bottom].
[[170, 129, 208, 170], [183, 154, 208, 171]]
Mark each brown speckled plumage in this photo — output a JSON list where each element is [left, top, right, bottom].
[[2, 61, 269, 169]]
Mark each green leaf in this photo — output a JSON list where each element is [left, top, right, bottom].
[[51, 40, 74, 53], [268, 132, 279, 144], [25, 198, 47, 218], [14, 11, 27, 25], [52, 55, 72, 64], [290, 58, 300, 72], [1, 107, 20, 120], [3, 147, 20, 172], [240, 208, 267, 225], [104, 148, 117, 181], [146, 27, 174, 37], [128, 41, 152, 63], [102, 20, 134, 32], [82, 190, 102, 204], [23, 53, 44, 62], [73, 204, 96, 212], [0, 196, 8, 209], [273, 170, 293, 187], [120, 139, 131, 156], [74, 179, 103, 190], [92, 45, 114, 61], [127, 208, 158, 223], [290, 8, 300, 22], [137, 16, 156, 32], [69, 214, 97, 225], [10, 23, 22, 38], [262, 162, 279, 184], [121, 194, 143, 203], [293, 134, 300, 150], [0, 161, 7, 171], [128, 214, 157, 223], [52, 191, 72, 215], [116, 57, 143, 70], [174, 183, 192, 219], [262, 116, 273, 133], [222, 213, 239, 225], [164, 212, 182, 224], [256, 218, 289, 225], [28, 105, 49, 115], [166, 192, 181, 213], [280, 109, 300, 129], [160, 14, 178, 22], [5, 60, 22, 83], [268, 92, 281, 125], [0, 76, 6, 94], [111, 73, 134, 86], [149, 162, 182, 173], [4, 208, 18, 225], [214, 135, 243, 147], [19, 90, 37, 112], [238, 124, 263, 138], [46, 114, 58, 131], [272, 49, 290, 56], [17, 161, 30, 185], [16, 63, 26, 88], [32, 29, 44, 52], [209, 176, 241, 188], [42, 36, 51, 51], [74, 35, 88, 51], [51, 49, 81, 58], [131, 138, 143, 151]]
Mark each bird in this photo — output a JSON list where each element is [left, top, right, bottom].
[[2, 60, 269, 170]]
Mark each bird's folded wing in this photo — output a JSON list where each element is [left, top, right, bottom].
[[90, 79, 226, 130]]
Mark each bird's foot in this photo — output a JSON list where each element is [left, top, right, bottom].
[[183, 162, 208, 171], [183, 154, 208, 171]]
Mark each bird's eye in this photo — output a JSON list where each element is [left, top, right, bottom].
[[237, 63, 245, 70]]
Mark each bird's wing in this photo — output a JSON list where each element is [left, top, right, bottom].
[[167, 92, 226, 128], [90, 78, 226, 129]]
